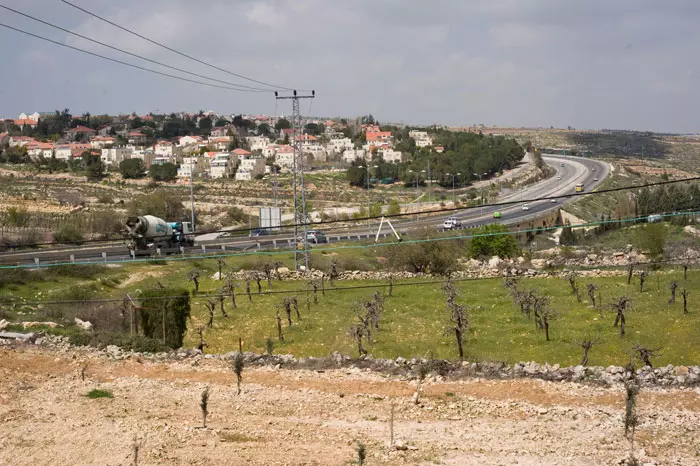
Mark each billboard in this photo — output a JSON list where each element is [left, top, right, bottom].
[[259, 207, 281, 231]]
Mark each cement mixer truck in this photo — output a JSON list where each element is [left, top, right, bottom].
[[123, 215, 195, 253]]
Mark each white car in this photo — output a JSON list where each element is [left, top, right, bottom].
[[556, 176, 562, 180], [522, 204, 530, 211], [550, 198, 557, 203], [594, 177, 599, 181]]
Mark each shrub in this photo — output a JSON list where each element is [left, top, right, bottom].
[[53, 225, 84, 244], [386, 230, 459, 275], [225, 206, 247, 224], [86, 389, 113, 399], [139, 287, 191, 348], [127, 190, 186, 221], [468, 224, 520, 259]]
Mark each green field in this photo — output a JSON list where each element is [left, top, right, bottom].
[[1, 252, 699, 367]]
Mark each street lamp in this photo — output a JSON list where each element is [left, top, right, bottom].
[[446, 172, 461, 205], [473, 171, 488, 214], [363, 165, 379, 233]]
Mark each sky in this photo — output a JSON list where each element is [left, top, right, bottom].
[[1, 0, 699, 133]]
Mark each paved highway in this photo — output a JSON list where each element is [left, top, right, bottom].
[[0, 155, 609, 267]]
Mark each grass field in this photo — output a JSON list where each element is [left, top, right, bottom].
[[2, 251, 699, 367]]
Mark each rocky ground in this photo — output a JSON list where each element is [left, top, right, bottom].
[[1, 346, 699, 465]]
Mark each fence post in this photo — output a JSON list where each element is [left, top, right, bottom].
[[101, 252, 107, 263], [70, 254, 75, 263]]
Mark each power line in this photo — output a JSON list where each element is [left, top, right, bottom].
[[0, 23, 270, 93], [2, 174, 699, 250], [2, 257, 690, 307], [0, 4, 272, 92], [59, 0, 301, 92], [1, 210, 697, 269]]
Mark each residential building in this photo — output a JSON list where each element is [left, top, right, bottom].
[[328, 137, 354, 154], [90, 136, 116, 149], [14, 119, 38, 130], [101, 147, 133, 167], [232, 148, 252, 158], [235, 155, 265, 181], [342, 149, 366, 163], [263, 144, 279, 159], [366, 131, 393, 149], [380, 149, 403, 163], [177, 156, 209, 178], [434, 146, 445, 153], [131, 150, 156, 168], [27, 142, 55, 160], [152, 156, 174, 166], [209, 137, 231, 151], [246, 135, 270, 152], [304, 145, 327, 162], [8, 136, 36, 148], [55, 143, 91, 161], [210, 126, 236, 138], [279, 128, 294, 140], [128, 131, 148, 145], [65, 125, 97, 141], [209, 152, 236, 179], [273, 145, 294, 169], [362, 124, 381, 133], [154, 141, 183, 159], [415, 137, 433, 148], [18, 112, 41, 122], [178, 135, 204, 146], [409, 130, 432, 148]]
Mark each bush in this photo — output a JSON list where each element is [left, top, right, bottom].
[[225, 206, 247, 224], [635, 223, 667, 259], [386, 230, 459, 275], [468, 224, 520, 259], [86, 389, 113, 399], [66, 330, 169, 353], [53, 225, 84, 244], [127, 190, 186, 221], [119, 158, 146, 179], [139, 287, 191, 348], [42, 264, 105, 280]]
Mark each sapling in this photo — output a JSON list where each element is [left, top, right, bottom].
[[196, 326, 207, 353], [639, 271, 646, 292], [216, 258, 226, 281], [681, 288, 689, 314], [233, 352, 244, 395], [200, 386, 210, 428], [276, 309, 284, 341], [132, 435, 139, 466], [356, 442, 366, 465], [266, 337, 274, 356], [668, 281, 678, 304], [188, 269, 200, 294], [205, 300, 216, 328]]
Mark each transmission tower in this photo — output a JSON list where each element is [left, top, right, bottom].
[[275, 90, 315, 271]]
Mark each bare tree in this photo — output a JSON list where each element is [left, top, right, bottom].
[[587, 283, 598, 308], [188, 269, 200, 294], [443, 280, 468, 360], [196, 326, 207, 353], [611, 296, 631, 337], [681, 288, 690, 314], [531, 292, 550, 331], [266, 337, 274, 356], [132, 435, 140, 466], [633, 344, 660, 368], [329, 261, 339, 287], [578, 339, 598, 366], [262, 262, 273, 290], [232, 352, 244, 395], [308, 280, 319, 304], [668, 281, 678, 304], [217, 290, 228, 318], [349, 323, 367, 356], [283, 297, 293, 326], [224, 277, 238, 309], [627, 263, 634, 285], [683, 262, 689, 280], [254, 272, 262, 293], [205, 300, 217, 328], [245, 276, 252, 302], [276, 308, 284, 341], [290, 296, 300, 321], [639, 271, 647, 292], [306, 294, 311, 313], [624, 376, 640, 462], [540, 306, 557, 341], [388, 276, 393, 297], [567, 271, 578, 296], [320, 275, 326, 296], [216, 259, 226, 281], [369, 291, 384, 330], [200, 386, 210, 428]]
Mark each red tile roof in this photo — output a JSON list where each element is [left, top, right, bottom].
[[366, 131, 393, 142], [67, 125, 96, 133], [14, 119, 38, 126], [232, 148, 252, 156]]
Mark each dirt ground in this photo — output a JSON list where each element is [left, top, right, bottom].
[[0, 347, 699, 465]]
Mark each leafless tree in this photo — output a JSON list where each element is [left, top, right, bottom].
[[224, 277, 238, 309], [531, 292, 550, 331], [578, 339, 598, 366], [443, 280, 468, 360], [306, 294, 311, 312], [290, 296, 300, 321], [683, 262, 689, 280], [217, 290, 228, 318], [308, 280, 319, 304], [639, 271, 647, 292], [567, 271, 578, 296], [370, 291, 384, 330], [668, 281, 678, 304], [188, 269, 200, 294], [540, 306, 557, 341], [196, 326, 207, 353], [283, 297, 293, 326], [633, 344, 660, 368], [262, 262, 274, 290], [132, 435, 140, 466], [245, 276, 252, 302], [627, 263, 634, 285], [504, 277, 520, 304], [321, 275, 326, 296], [276, 308, 284, 341], [681, 288, 690, 314], [611, 296, 631, 337], [624, 377, 639, 459], [587, 284, 598, 308], [349, 323, 367, 356], [200, 386, 210, 428], [329, 261, 339, 287], [216, 259, 226, 281], [205, 300, 217, 328], [254, 272, 262, 293], [232, 352, 244, 395], [388, 276, 393, 297]]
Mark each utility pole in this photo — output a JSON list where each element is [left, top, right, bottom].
[[275, 90, 315, 272], [189, 164, 196, 231], [273, 166, 278, 207]]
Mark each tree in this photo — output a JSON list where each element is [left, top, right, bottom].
[[139, 287, 191, 348], [205, 300, 216, 328], [149, 162, 178, 181], [559, 222, 577, 246], [198, 117, 213, 134], [443, 280, 468, 360], [303, 123, 322, 135], [386, 229, 458, 275], [346, 160, 368, 188], [232, 352, 244, 395], [189, 269, 201, 294], [200, 387, 210, 428], [119, 158, 146, 179], [276, 308, 284, 341], [275, 118, 291, 131], [127, 190, 186, 220], [611, 296, 631, 337], [633, 344, 659, 368], [669, 281, 678, 304], [587, 283, 598, 308], [578, 339, 597, 366], [468, 224, 520, 259], [257, 123, 272, 137], [635, 223, 666, 260], [82, 151, 104, 180], [214, 118, 228, 127]]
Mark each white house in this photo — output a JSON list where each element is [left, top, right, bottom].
[[409, 130, 432, 148], [328, 137, 354, 154], [91, 136, 116, 149], [263, 144, 279, 159], [178, 135, 204, 147], [246, 136, 270, 152], [209, 137, 231, 151], [235, 155, 265, 181], [303, 145, 327, 162], [131, 150, 156, 168], [27, 142, 54, 160], [177, 156, 209, 178], [274, 145, 295, 169], [209, 152, 236, 179], [342, 149, 366, 163], [18, 112, 41, 122], [380, 149, 403, 163], [101, 147, 133, 167]]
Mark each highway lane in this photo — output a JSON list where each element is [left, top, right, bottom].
[[0, 155, 609, 266]]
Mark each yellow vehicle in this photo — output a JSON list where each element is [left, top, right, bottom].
[[575, 183, 584, 192]]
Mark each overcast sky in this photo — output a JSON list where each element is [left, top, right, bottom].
[[1, 0, 699, 132]]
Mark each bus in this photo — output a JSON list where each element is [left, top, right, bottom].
[[575, 183, 584, 192]]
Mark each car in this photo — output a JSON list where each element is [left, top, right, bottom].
[[561, 162, 565, 166], [305, 230, 327, 244], [592, 168, 596, 171], [493, 211, 501, 219], [550, 198, 557, 203], [594, 177, 599, 181], [442, 220, 455, 230], [522, 204, 530, 211], [556, 176, 562, 180], [252, 228, 271, 237]]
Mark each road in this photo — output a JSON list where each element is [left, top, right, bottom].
[[0, 155, 608, 267]]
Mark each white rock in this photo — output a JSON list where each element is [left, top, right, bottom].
[[0, 319, 9, 331], [74, 318, 93, 331]]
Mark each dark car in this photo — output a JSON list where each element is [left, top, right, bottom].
[[306, 230, 327, 243], [252, 228, 271, 237]]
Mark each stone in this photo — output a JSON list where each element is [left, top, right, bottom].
[[394, 440, 408, 451], [487, 256, 501, 268], [74, 318, 93, 331], [675, 366, 689, 376], [0, 319, 9, 330], [22, 321, 59, 329]]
